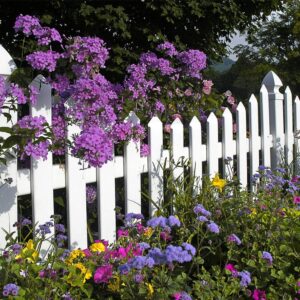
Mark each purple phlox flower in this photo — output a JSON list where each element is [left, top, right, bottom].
[[193, 204, 211, 217], [238, 270, 251, 287], [182, 243, 196, 256], [14, 14, 40, 36], [26, 50, 60, 72], [154, 100, 165, 113], [147, 216, 168, 228], [207, 222, 220, 234], [86, 186, 97, 204], [252, 289, 266, 300], [10, 83, 27, 104], [262, 251, 273, 264], [156, 42, 178, 57], [197, 216, 208, 222], [56, 233, 68, 247], [55, 223, 65, 233], [140, 144, 150, 157], [168, 216, 181, 227], [36, 221, 53, 235], [3, 283, 19, 297], [227, 234, 242, 245]]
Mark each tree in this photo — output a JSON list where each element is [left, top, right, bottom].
[[234, 0, 300, 95], [0, 0, 282, 81]]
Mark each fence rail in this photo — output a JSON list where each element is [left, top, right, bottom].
[[1, 45, 299, 249]]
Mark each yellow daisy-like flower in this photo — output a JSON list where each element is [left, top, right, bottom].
[[65, 249, 85, 265], [15, 239, 39, 263], [67, 262, 92, 286], [89, 241, 105, 253], [146, 283, 154, 299], [143, 227, 153, 238], [212, 174, 226, 191], [108, 275, 121, 292]]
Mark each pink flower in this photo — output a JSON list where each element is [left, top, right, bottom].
[[293, 196, 300, 204], [82, 248, 92, 257], [202, 80, 213, 95], [117, 229, 128, 238], [94, 265, 113, 283], [172, 292, 182, 300], [252, 289, 266, 300], [225, 263, 238, 277], [164, 124, 171, 133], [172, 113, 182, 121], [227, 95, 235, 105]]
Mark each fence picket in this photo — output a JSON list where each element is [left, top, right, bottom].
[[284, 87, 293, 167], [294, 96, 300, 174], [65, 123, 87, 249], [263, 71, 284, 169], [97, 156, 116, 242], [0, 45, 17, 248], [124, 112, 141, 214], [171, 118, 184, 182], [222, 108, 234, 180], [260, 85, 271, 168], [148, 117, 163, 215], [30, 76, 54, 239], [249, 94, 260, 189], [207, 113, 218, 178], [189, 116, 202, 195], [236, 102, 247, 188]]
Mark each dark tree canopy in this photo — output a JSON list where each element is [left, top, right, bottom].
[[0, 0, 283, 80]]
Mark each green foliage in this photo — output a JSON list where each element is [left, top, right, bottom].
[[0, 0, 282, 81]]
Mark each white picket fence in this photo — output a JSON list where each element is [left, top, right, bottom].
[[1, 45, 300, 250]]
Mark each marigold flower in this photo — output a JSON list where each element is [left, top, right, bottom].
[[65, 249, 85, 264], [67, 262, 92, 286], [15, 239, 39, 263], [89, 241, 106, 253], [143, 227, 153, 238], [212, 174, 226, 191], [146, 283, 154, 298]]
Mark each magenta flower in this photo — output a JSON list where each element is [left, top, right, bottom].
[[225, 263, 238, 277], [94, 265, 113, 284], [252, 289, 266, 300], [293, 196, 300, 204]]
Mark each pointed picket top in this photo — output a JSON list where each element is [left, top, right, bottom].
[[249, 94, 257, 104], [222, 107, 232, 119], [0, 45, 17, 76], [236, 101, 246, 113], [260, 84, 268, 95], [285, 86, 292, 98], [295, 95, 300, 103], [262, 71, 283, 93], [171, 116, 183, 129], [126, 111, 140, 125], [148, 116, 162, 127], [190, 115, 200, 126], [207, 111, 218, 124]]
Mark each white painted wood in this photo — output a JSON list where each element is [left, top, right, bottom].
[[124, 112, 141, 214], [30, 76, 54, 238], [0, 45, 17, 248], [65, 123, 87, 250], [207, 113, 219, 178], [284, 87, 293, 166], [222, 108, 234, 180], [148, 117, 163, 215], [260, 84, 271, 168], [249, 94, 260, 189], [189, 116, 202, 194], [171, 118, 184, 182], [97, 155, 116, 242], [236, 102, 248, 188], [294, 96, 300, 174], [262, 71, 284, 169]]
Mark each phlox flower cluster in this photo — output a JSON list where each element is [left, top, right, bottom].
[[225, 264, 251, 287], [2, 283, 19, 297]]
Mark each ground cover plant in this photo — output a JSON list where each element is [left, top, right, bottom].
[[0, 167, 299, 299]]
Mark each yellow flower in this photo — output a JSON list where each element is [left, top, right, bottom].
[[66, 249, 85, 265], [15, 239, 39, 263], [108, 275, 121, 292], [249, 208, 257, 218], [89, 241, 105, 253], [143, 227, 153, 238], [67, 262, 92, 286], [146, 283, 154, 299], [212, 174, 226, 191]]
